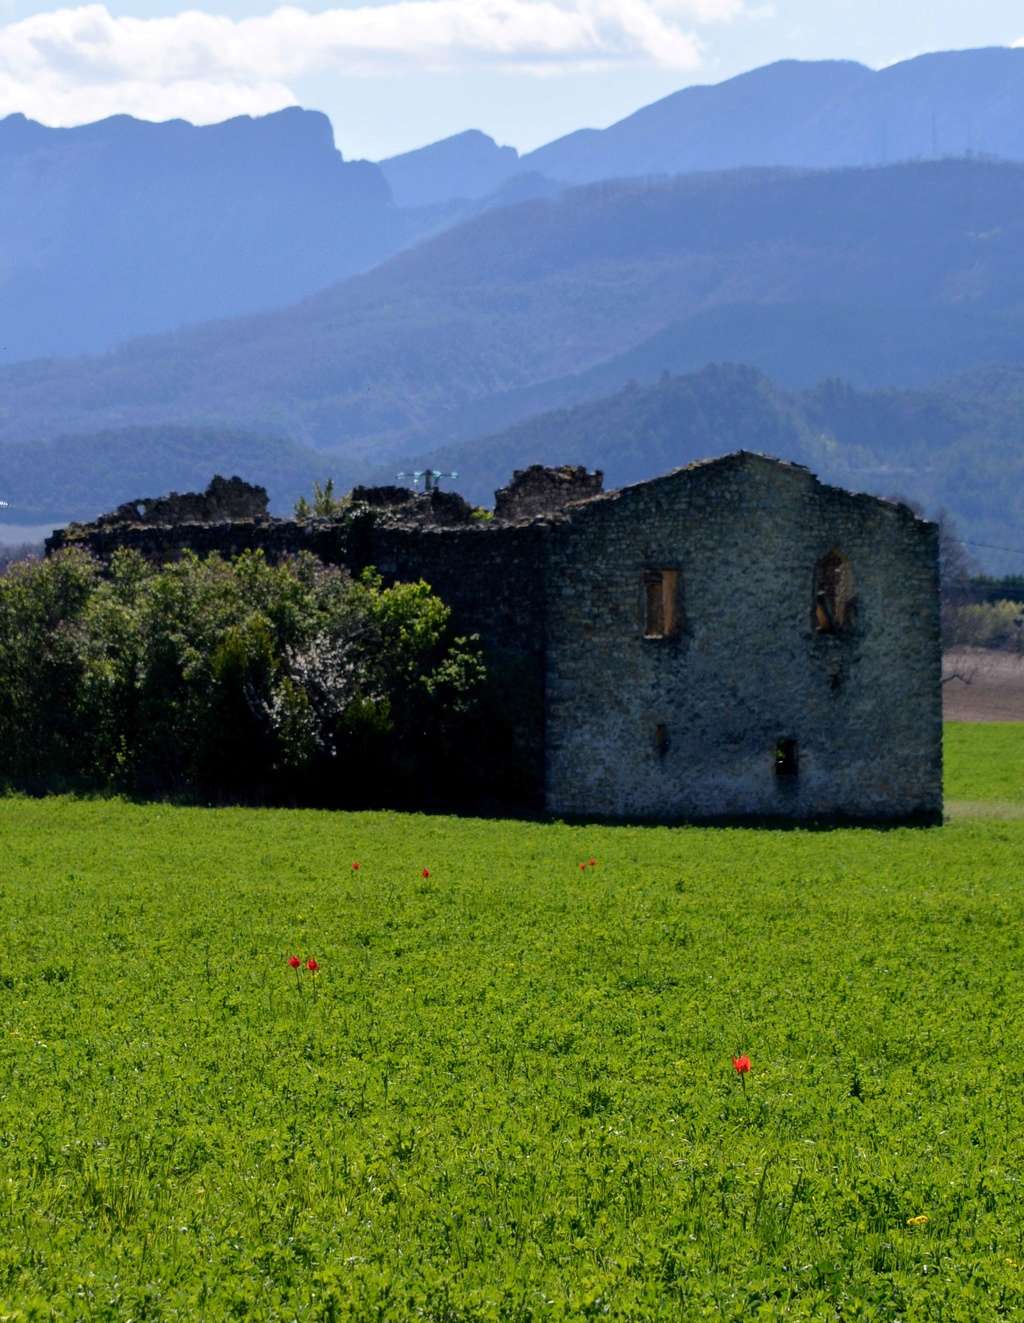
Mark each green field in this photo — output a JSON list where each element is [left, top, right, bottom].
[[2, 725, 1023, 1320]]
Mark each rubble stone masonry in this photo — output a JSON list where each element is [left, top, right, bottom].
[[542, 453, 942, 822], [46, 453, 942, 822]]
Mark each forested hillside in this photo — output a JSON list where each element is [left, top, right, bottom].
[[4, 158, 1024, 463], [408, 365, 1024, 574], [7, 363, 1024, 575]]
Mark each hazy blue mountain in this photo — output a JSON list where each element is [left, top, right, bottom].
[[0, 107, 438, 362], [10, 362, 1021, 575], [405, 364, 1024, 573], [525, 59, 871, 182], [2, 158, 1023, 463], [8, 46, 1024, 368], [521, 48, 1024, 184], [792, 47, 1024, 167], [380, 129, 521, 206], [0, 424, 359, 526], [419, 300, 1024, 449]]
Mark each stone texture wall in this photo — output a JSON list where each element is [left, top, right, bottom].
[[365, 523, 549, 804], [542, 453, 942, 823], [94, 475, 268, 527], [495, 465, 603, 522], [45, 452, 943, 822]]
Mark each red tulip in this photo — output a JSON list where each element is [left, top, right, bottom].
[[588, 857, 598, 868], [579, 862, 587, 871], [288, 955, 301, 969], [352, 861, 361, 871], [421, 868, 430, 879], [732, 1055, 751, 1075], [306, 957, 320, 974]]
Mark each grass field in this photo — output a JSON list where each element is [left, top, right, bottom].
[[2, 725, 1023, 1319]]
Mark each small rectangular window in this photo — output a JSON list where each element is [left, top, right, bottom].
[[775, 739, 799, 778], [643, 569, 679, 638]]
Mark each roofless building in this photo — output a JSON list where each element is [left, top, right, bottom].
[[48, 452, 943, 823]]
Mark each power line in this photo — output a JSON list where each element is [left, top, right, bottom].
[[965, 539, 1024, 560]]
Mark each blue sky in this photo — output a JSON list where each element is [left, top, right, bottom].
[[2, 0, 1023, 159]]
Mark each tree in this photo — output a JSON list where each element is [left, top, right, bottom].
[[0, 548, 485, 804], [886, 496, 975, 649], [294, 479, 347, 520]]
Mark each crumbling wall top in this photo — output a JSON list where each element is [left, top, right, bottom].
[[494, 465, 603, 523], [350, 484, 417, 509], [95, 475, 269, 527], [349, 486, 475, 527]]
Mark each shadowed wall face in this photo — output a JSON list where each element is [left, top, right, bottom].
[[543, 455, 942, 822]]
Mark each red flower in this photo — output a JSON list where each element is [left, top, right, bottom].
[[306, 957, 320, 974], [421, 868, 430, 879], [579, 862, 587, 871], [352, 861, 361, 871], [288, 955, 301, 969], [588, 857, 598, 868], [732, 1055, 751, 1075]]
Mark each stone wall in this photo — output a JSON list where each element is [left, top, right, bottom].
[[44, 453, 943, 822], [495, 465, 603, 522], [542, 453, 942, 823], [365, 523, 549, 803], [94, 475, 268, 527]]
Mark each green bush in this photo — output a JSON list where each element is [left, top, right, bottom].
[[0, 547, 484, 803], [948, 598, 1024, 651]]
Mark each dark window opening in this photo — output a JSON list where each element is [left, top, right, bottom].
[[643, 569, 680, 638], [814, 550, 855, 634], [775, 739, 799, 778]]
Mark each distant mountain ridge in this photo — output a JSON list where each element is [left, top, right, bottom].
[[7, 46, 1024, 569], [3, 157, 1024, 461], [7, 364, 1024, 575], [383, 48, 1024, 199], [7, 46, 1024, 363], [0, 107, 443, 361], [380, 129, 521, 207], [403, 364, 1024, 574]]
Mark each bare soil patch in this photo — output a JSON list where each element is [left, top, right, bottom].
[[943, 647, 1024, 722]]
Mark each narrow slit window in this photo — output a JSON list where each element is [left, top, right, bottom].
[[643, 569, 679, 638], [775, 739, 799, 778], [814, 551, 855, 634]]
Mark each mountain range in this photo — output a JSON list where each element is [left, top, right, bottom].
[[382, 48, 1024, 203], [0, 107, 458, 362], [8, 47, 1024, 364], [5, 362, 1024, 575], [411, 363, 1024, 572], [5, 46, 1024, 572], [4, 157, 1024, 455]]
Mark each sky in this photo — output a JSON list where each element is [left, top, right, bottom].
[[2, 0, 1024, 161]]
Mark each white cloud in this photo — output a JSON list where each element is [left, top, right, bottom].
[[0, 1, 753, 127]]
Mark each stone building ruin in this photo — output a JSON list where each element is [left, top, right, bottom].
[[48, 452, 943, 823]]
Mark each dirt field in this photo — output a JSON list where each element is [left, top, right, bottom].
[[943, 647, 1024, 721]]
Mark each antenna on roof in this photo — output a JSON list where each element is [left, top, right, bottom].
[[396, 469, 459, 493]]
